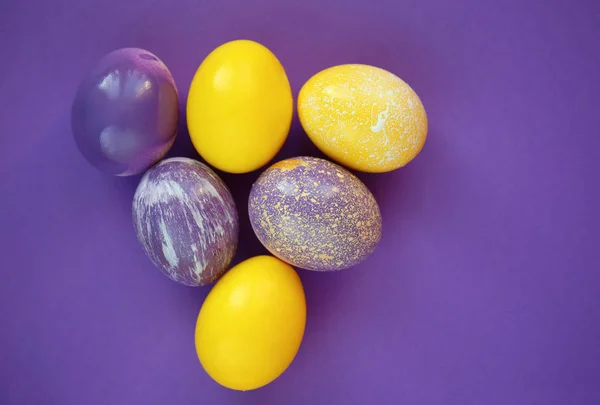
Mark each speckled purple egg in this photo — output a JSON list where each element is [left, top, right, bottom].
[[72, 48, 178, 176], [133, 158, 238, 286], [248, 156, 382, 271]]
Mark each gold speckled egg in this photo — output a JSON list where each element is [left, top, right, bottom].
[[248, 156, 382, 271], [298, 64, 428, 173]]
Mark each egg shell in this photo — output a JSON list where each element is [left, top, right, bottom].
[[72, 48, 179, 176], [186, 40, 293, 174], [195, 255, 306, 391], [132, 158, 238, 286], [298, 64, 427, 173], [248, 157, 382, 271]]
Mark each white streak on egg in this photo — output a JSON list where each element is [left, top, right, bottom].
[[370, 104, 389, 133], [159, 218, 179, 268]]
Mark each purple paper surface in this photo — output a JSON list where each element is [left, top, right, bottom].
[[1, 0, 599, 404]]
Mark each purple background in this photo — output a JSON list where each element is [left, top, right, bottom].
[[1, 0, 599, 404]]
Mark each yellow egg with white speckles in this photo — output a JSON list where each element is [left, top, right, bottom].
[[298, 64, 428, 173]]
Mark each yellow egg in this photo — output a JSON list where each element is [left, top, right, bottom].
[[195, 255, 306, 391], [298, 64, 428, 173], [187, 40, 293, 173]]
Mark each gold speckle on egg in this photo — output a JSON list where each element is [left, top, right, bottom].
[[272, 158, 307, 172]]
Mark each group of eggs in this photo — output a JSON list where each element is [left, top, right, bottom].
[[72, 39, 427, 390]]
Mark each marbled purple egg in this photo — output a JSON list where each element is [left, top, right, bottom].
[[133, 158, 239, 286], [72, 48, 178, 176], [248, 156, 382, 271]]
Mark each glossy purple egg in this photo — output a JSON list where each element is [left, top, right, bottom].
[[72, 48, 178, 176], [249, 156, 382, 271], [133, 158, 238, 286]]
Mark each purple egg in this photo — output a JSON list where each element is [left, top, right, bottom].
[[249, 156, 382, 271], [132, 158, 239, 286], [72, 48, 178, 176]]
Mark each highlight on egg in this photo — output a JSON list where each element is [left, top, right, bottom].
[[132, 157, 239, 286], [248, 156, 382, 271], [186, 39, 293, 174], [298, 64, 428, 173]]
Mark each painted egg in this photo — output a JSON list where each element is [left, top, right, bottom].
[[195, 255, 306, 391], [72, 48, 179, 176], [298, 64, 427, 173], [248, 156, 382, 271], [132, 157, 238, 286], [186, 40, 293, 173]]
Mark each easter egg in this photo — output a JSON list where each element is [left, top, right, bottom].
[[195, 255, 306, 391], [72, 48, 179, 176], [248, 156, 382, 271], [298, 64, 427, 173], [132, 157, 238, 286], [187, 40, 293, 173]]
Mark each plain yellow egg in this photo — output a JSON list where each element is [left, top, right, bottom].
[[195, 255, 306, 391], [298, 64, 428, 173], [187, 40, 293, 173]]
